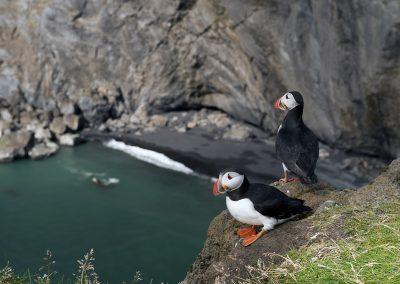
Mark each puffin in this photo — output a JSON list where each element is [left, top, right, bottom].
[[274, 91, 319, 184], [213, 170, 312, 246]]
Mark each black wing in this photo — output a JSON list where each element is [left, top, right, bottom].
[[276, 126, 319, 179], [297, 126, 319, 176], [247, 184, 310, 219]]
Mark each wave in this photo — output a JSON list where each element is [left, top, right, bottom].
[[107, 178, 120, 184], [104, 139, 194, 175], [67, 167, 106, 178]]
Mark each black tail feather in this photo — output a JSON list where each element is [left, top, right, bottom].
[[300, 173, 318, 185], [289, 198, 313, 215]]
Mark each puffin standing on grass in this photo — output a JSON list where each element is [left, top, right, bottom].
[[213, 170, 312, 246], [274, 91, 319, 184]]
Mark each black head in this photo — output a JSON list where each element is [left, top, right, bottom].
[[289, 91, 304, 106]]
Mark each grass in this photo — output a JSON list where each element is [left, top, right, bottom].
[[240, 200, 400, 284], [0, 249, 142, 284]]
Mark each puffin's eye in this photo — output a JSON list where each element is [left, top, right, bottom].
[[227, 174, 232, 180], [286, 94, 289, 99]]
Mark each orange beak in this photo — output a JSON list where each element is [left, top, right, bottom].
[[213, 180, 220, 196], [274, 97, 286, 110]]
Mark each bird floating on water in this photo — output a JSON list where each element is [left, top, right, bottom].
[[91, 176, 119, 187], [213, 170, 312, 246], [274, 91, 319, 184]]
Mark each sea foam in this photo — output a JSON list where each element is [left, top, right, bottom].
[[104, 139, 194, 175]]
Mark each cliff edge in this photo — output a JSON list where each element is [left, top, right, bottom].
[[184, 159, 400, 283]]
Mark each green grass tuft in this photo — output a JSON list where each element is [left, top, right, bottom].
[[241, 201, 400, 284]]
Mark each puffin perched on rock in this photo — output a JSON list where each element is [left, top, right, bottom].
[[213, 170, 312, 246], [274, 91, 319, 184]]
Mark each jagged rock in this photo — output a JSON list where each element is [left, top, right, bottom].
[[210, 114, 231, 129], [222, 125, 252, 141], [58, 133, 82, 146], [105, 118, 126, 132], [49, 117, 66, 135], [130, 106, 149, 125], [63, 114, 83, 131], [0, 109, 12, 123], [19, 111, 37, 125], [0, 120, 11, 137], [34, 127, 52, 141], [110, 102, 125, 119], [59, 101, 76, 115], [149, 115, 168, 128], [22, 103, 33, 112], [98, 124, 107, 132], [37, 111, 52, 127], [77, 94, 110, 126], [28, 140, 59, 160], [0, 131, 33, 162], [25, 120, 43, 133], [176, 126, 187, 133], [187, 121, 197, 129], [119, 113, 130, 125]]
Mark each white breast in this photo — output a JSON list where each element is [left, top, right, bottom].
[[226, 197, 278, 230]]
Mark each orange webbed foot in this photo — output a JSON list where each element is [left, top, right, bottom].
[[242, 231, 265, 247], [237, 226, 257, 238]]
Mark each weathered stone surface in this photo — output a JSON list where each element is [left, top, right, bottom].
[[34, 127, 52, 141], [49, 117, 66, 135], [187, 121, 197, 129], [63, 114, 83, 131], [28, 140, 59, 160], [105, 118, 126, 132], [149, 115, 168, 128], [0, 0, 398, 156], [222, 125, 252, 141], [0, 120, 11, 137], [130, 106, 149, 125], [58, 133, 82, 146], [19, 111, 36, 125], [59, 101, 76, 115], [208, 112, 231, 129], [0, 131, 33, 162], [77, 93, 111, 126], [1, 109, 13, 123]]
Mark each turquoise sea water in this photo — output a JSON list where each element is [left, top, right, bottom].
[[0, 142, 224, 283]]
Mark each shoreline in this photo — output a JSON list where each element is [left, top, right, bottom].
[[82, 128, 385, 189]]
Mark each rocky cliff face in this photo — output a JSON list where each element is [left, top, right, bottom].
[[0, 0, 399, 157]]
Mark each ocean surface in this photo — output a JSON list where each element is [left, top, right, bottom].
[[0, 142, 224, 283]]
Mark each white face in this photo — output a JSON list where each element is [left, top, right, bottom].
[[220, 171, 244, 191], [279, 92, 299, 110]]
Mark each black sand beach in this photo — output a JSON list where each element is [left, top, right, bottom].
[[83, 129, 382, 189]]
